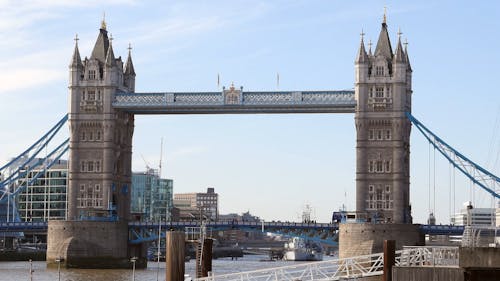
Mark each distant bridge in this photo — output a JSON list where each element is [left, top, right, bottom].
[[0, 221, 465, 245]]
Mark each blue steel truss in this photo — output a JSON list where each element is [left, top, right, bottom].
[[0, 115, 69, 223], [0, 221, 465, 242], [407, 112, 500, 199], [113, 90, 356, 114]]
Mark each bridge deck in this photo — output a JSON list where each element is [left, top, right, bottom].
[[112, 90, 356, 114]]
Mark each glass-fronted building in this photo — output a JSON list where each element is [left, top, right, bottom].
[[17, 160, 68, 222], [131, 169, 173, 222]]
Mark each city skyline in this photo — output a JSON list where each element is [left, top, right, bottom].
[[0, 1, 499, 223]]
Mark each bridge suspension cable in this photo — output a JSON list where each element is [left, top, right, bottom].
[[406, 112, 500, 200], [0, 115, 69, 203]]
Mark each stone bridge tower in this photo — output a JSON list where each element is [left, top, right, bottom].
[[354, 16, 413, 224], [47, 21, 143, 269], [67, 20, 136, 221], [339, 16, 422, 260]]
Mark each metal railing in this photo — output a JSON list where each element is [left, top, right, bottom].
[[192, 246, 460, 281]]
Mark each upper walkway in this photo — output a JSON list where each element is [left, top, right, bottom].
[[112, 90, 356, 114]]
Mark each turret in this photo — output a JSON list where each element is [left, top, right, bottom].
[[69, 35, 83, 86], [355, 32, 370, 84], [124, 44, 136, 92], [392, 30, 407, 82]]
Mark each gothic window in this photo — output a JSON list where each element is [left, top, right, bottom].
[[96, 161, 100, 172], [385, 185, 390, 193], [88, 162, 94, 172], [375, 66, 384, 76], [368, 161, 374, 173], [88, 70, 96, 80], [97, 91, 101, 100], [80, 184, 85, 191], [376, 161, 383, 172], [96, 131, 101, 141], [369, 88, 373, 98], [385, 130, 391, 140], [81, 131, 86, 141], [375, 87, 384, 98], [377, 130, 383, 140], [368, 129, 374, 140], [369, 185, 374, 192], [81, 161, 86, 172], [385, 161, 391, 173], [95, 184, 100, 192], [89, 132, 93, 141], [88, 90, 95, 101]]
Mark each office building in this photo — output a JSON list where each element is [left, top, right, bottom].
[[174, 187, 218, 221], [17, 159, 68, 222], [131, 169, 173, 222]]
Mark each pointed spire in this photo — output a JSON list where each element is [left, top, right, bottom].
[[356, 30, 369, 63], [101, 12, 107, 30], [404, 38, 412, 71], [124, 43, 136, 75], [90, 21, 110, 63], [394, 28, 406, 63], [105, 34, 116, 67], [368, 39, 373, 56], [374, 13, 393, 60], [70, 34, 83, 67]]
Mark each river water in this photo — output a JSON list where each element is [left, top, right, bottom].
[[0, 255, 336, 281]]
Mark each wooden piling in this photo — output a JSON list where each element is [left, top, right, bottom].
[[166, 231, 185, 281], [383, 240, 396, 281], [196, 238, 213, 278]]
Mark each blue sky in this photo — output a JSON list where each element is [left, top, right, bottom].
[[0, 1, 499, 223]]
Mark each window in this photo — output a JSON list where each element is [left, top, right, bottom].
[[81, 131, 86, 141], [375, 66, 384, 76], [80, 184, 85, 191], [96, 161, 100, 172], [368, 161, 374, 173], [385, 185, 390, 193], [377, 130, 382, 140], [95, 184, 100, 192], [369, 185, 374, 192], [375, 87, 384, 98], [88, 162, 94, 172], [385, 130, 391, 140], [385, 161, 391, 172], [369, 88, 373, 98], [81, 161, 86, 172], [376, 161, 383, 172], [96, 131, 101, 141], [89, 132, 93, 141], [88, 70, 96, 80], [368, 129, 374, 140], [88, 90, 95, 101], [97, 91, 101, 100]]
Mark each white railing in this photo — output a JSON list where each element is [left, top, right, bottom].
[[192, 246, 460, 281], [397, 246, 459, 267]]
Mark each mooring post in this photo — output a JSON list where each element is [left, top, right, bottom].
[[196, 238, 213, 278], [166, 231, 185, 281], [383, 240, 396, 281]]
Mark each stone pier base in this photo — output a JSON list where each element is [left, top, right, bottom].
[[339, 223, 424, 258], [46, 220, 146, 269]]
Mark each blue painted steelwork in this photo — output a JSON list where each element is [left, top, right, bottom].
[[406, 112, 500, 199], [0, 221, 466, 241], [0, 114, 67, 173], [0, 139, 69, 202], [112, 90, 356, 114], [419, 224, 464, 236]]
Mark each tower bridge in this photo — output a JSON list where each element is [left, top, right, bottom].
[[0, 14, 497, 270]]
